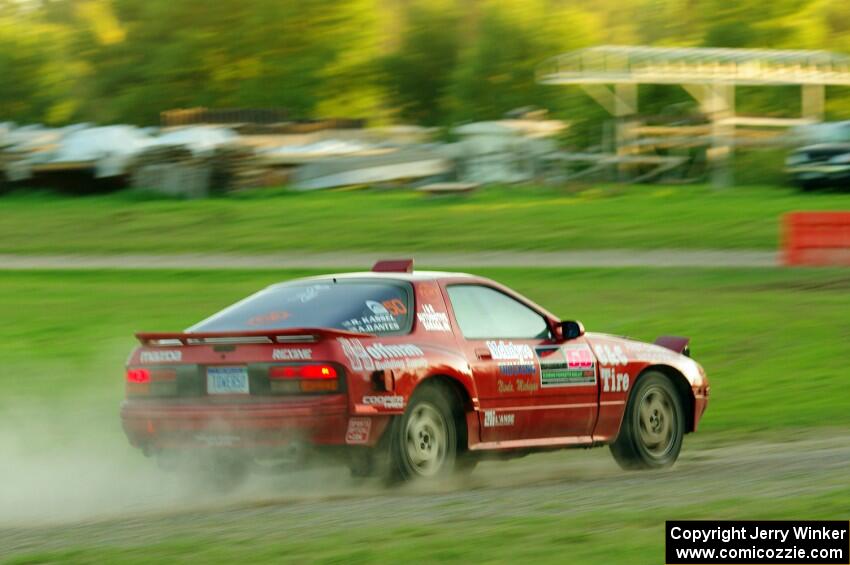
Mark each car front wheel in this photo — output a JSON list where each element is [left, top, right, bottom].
[[610, 372, 684, 470]]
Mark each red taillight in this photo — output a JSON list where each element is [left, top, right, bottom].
[[301, 365, 337, 379], [126, 368, 151, 383], [269, 364, 337, 380], [269, 366, 298, 379]]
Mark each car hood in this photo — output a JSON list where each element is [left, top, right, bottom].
[[584, 331, 705, 387]]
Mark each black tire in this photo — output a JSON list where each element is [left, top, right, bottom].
[[387, 384, 459, 482], [610, 372, 684, 470], [798, 179, 819, 192]]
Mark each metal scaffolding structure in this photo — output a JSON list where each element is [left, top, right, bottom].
[[537, 46, 850, 186]]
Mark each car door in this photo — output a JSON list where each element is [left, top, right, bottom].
[[444, 284, 598, 444]]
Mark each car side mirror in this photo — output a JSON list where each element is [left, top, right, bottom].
[[559, 320, 585, 340]]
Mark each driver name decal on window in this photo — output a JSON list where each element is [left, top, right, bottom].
[[342, 300, 409, 333]]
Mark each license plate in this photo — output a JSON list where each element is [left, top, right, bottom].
[[207, 366, 250, 395]]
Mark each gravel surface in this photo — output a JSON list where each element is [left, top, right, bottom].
[[1, 433, 847, 558], [0, 250, 779, 270]]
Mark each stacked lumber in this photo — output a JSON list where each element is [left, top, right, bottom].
[[209, 145, 268, 192], [128, 143, 275, 195], [128, 145, 209, 198], [129, 145, 195, 171]]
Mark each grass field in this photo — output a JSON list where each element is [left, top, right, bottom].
[[2, 267, 849, 563], [8, 486, 850, 565], [2, 184, 850, 255], [3, 267, 849, 432]]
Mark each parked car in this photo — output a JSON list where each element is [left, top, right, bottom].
[[786, 143, 850, 190]]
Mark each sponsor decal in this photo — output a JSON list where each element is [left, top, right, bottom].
[[418, 304, 451, 332], [247, 311, 290, 326], [140, 350, 182, 363], [366, 300, 389, 315], [362, 395, 405, 409], [381, 299, 408, 316], [483, 410, 515, 427], [288, 284, 331, 304], [498, 363, 535, 377], [594, 343, 629, 366], [367, 342, 424, 359], [338, 339, 426, 371], [345, 417, 372, 444], [487, 340, 535, 362], [536, 344, 596, 387], [338, 338, 375, 370], [488, 340, 537, 377], [419, 283, 441, 302], [600, 367, 630, 392], [625, 342, 680, 363], [272, 348, 312, 361]]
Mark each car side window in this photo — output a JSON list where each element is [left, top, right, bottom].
[[447, 285, 550, 339]]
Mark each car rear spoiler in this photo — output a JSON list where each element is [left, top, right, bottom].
[[136, 327, 375, 346], [654, 335, 691, 356]]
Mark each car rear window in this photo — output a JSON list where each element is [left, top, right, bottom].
[[188, 279, 413, 335]]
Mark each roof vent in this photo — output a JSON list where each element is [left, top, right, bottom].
[[372, 259, 414, 273]]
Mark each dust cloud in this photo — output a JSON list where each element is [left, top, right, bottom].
[[0, 395, 378, 527]]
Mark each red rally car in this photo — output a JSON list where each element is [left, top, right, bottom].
[[122, 260, 710, 482]]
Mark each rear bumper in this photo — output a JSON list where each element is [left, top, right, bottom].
[[121, 395, 357, 450]]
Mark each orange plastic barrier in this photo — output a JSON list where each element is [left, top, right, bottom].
[[783, 212, 850, 266]]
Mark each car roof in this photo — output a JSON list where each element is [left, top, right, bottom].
[[268, 270, 477, 288], [796, 143, 850, 151], [263, 269, 559, 321]]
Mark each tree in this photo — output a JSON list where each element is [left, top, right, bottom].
[[448, 1, 602, 124], [381, 3, 462, 125], [0, 12, 79, 125]]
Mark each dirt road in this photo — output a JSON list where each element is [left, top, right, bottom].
[[1, 433, 847, 559]]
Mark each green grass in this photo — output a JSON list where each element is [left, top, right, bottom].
[[7, 487, 850, 564], [2, 267, 849, 432], [2, 184, 850, 254], [2, 267, 849, 564]]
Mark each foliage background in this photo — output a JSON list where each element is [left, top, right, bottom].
[[3, 0, 850, 141]]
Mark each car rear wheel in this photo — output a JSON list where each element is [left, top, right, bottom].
[[610, 372, 684, 470], [388, 384, 459, 482]]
